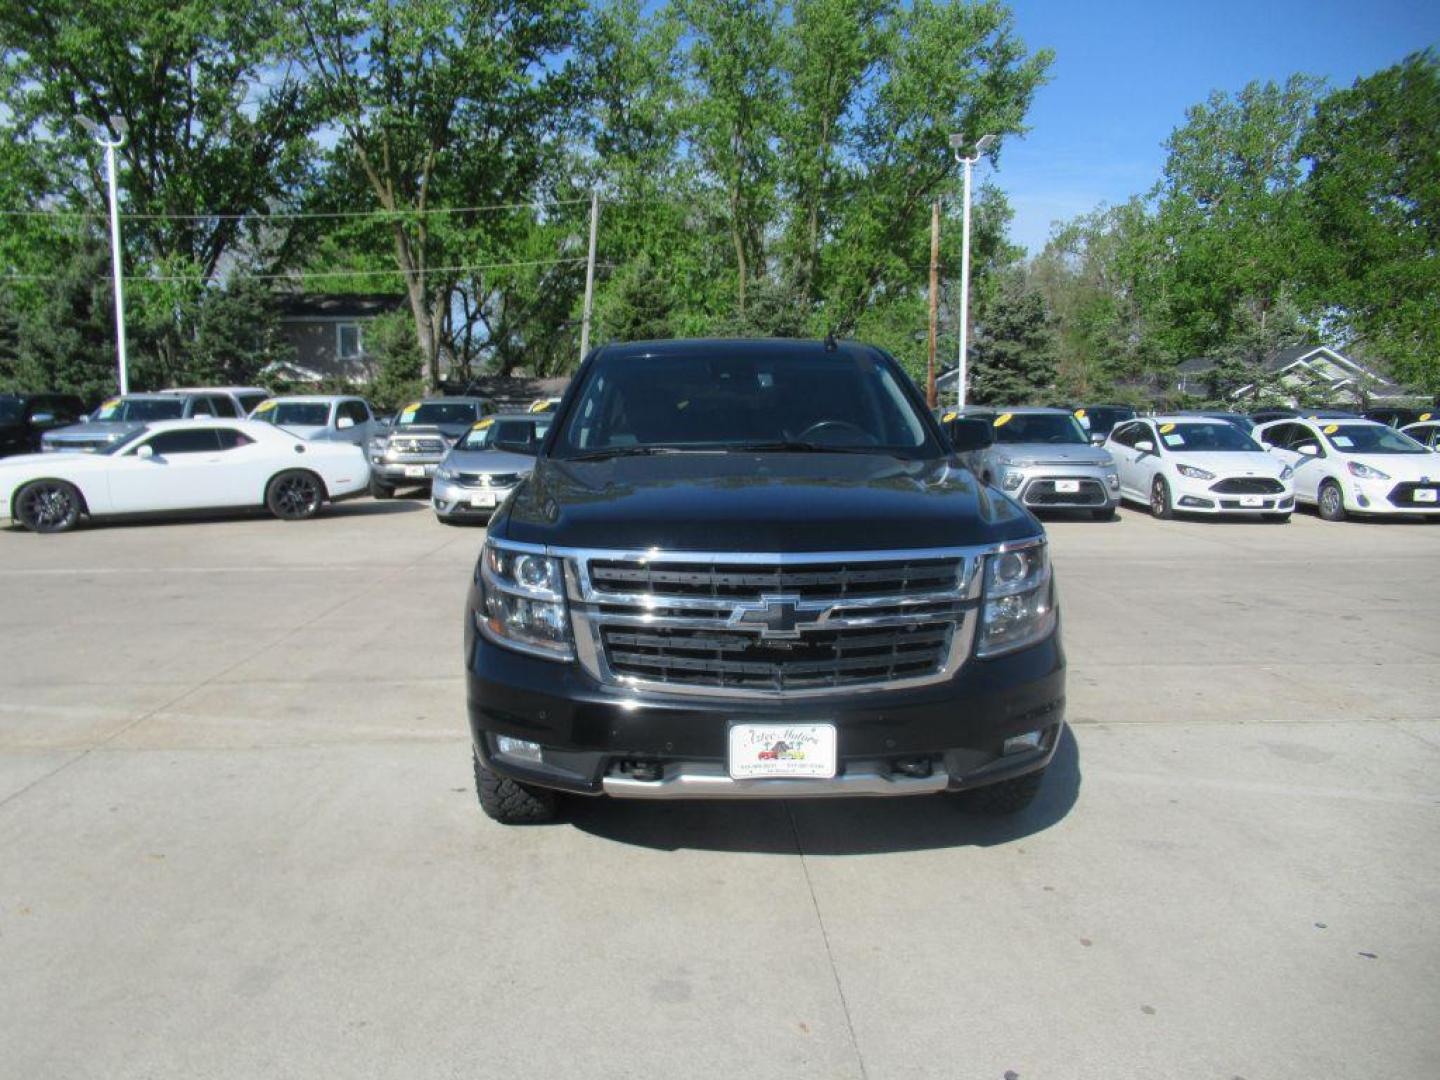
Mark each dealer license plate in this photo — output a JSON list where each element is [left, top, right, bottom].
[[728, 723, 837, 780], [1054, 479, 1080, 493], [1415, 488, 1437, 503], [404, 465, 426, 478], [470, 491, 497, 508], [1240, 494, 1264, 507]]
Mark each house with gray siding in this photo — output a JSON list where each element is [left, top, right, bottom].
[[274, 294, 407, 383]]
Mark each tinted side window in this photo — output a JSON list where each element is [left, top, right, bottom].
[[215, 428, 256, 450], [209, 395, 239, 418], [1258, 423, 1290, 448], [340, 400, 370, 424], [1291, 425, 1323, 454], [1110, 423, 1136, 448], [147, 429, 221, 455]]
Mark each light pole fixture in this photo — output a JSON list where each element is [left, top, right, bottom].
[[948, 132, 996, 409], [78, 115, 130, 396]]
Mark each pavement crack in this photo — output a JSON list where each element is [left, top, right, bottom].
[[785, 802, 869, 1080]]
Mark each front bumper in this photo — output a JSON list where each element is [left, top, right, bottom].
[[433, 477, 516, 517], [999, 465, 1118, 511], [1347, 479, 1440, 514], [1171, 474, 1295, 514], [371, 458, 440, 484], [466, 591, 1066, 799]]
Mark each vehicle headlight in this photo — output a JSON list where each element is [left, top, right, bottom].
[[1176, 465, 1215, 480], [1000, 470, 1024, 491], [1346, 461, 1389, 481], [477, 541, 573, 661], [1279, 465, 1294, 481], [436, 466, 456, 481], [977, 541, 1056, 658], [1105, 472, 1120, 490]]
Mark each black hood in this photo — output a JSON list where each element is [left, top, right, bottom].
[[497, 453, 1038, 552]]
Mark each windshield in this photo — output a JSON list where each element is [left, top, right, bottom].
[[992, 413, 1088, 445], [1158, 422, 1261, 452], [398, 402, 478, 427], [459, 419, 548, 452], [1078, 407, 1134, 434], [1322, 424, 1428, 455], [94, 398, 185, 422], [258, 402, 330, 427], [553, 349, 934, 457], [0, 399, 22, 422]]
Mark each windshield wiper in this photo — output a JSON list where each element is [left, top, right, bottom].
[[562, 445, 702, 462], [730, 441, 882, 455]]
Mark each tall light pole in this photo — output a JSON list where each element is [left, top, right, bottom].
[[948, 132, 995, 409], [78, 115, 130, 395]]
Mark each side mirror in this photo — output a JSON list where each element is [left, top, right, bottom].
[[336, 416, 355, 430], [1297, 443, 1319, 457], [945, 418, 995, 454], [136, 444, 155, 460], [1089, 432, 1107, 446], [1135, 439, 1155, 454]]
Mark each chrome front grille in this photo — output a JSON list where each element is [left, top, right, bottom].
[[566, 547, 982, 698], [389, 437, 446, 455]]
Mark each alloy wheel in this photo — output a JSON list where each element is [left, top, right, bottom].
[[271, 473, 322, 519], [17, 481, 79, 533]]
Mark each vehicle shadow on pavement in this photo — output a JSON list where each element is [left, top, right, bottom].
[[84, 499, 428, 530], [565, 725, 1081, 855]]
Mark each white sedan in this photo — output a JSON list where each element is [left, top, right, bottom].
[[1104, 416, 1296, 520], [1255, 417, 1440, 520], [1, 419, 370, 533]]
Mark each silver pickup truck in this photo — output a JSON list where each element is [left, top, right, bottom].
[[368, 397, 495, 497]]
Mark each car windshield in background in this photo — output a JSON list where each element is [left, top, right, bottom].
[[263, 403, 330, 426], [1322, 424, 1428, 455], [993, 413, 1088, 445], [0, 399, 23, 422], [1080, 407, 1133, 432], [1160, 422, 1260, 452], [554, 350, 934, 457], [399, 402, 477, 427], [94, 398, 185, 421], [459, 420, 547, 452]]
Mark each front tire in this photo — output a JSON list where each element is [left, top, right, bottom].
[[370, 477, 395, 499], [1317, 480, 1346, 522], [951, 769, 1046, 815], [265, 470, 326, 521], [1149, 475, 1173, 519], [14, 479, 84, 533], [474, 750, 557, 824]]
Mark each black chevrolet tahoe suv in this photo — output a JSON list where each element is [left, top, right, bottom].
[[465, 339, 1065, 824]]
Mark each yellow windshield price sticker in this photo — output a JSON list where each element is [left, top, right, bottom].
[[1074, 409, 1087, 419], [100, 398, 120, 410], [254, 399, 277, 412], [1323, 424, 1339, 434], [473, 418, 494, 430], [1159, 422, 1176, 434], [993, 413, 1013, 427], [399, 402, 419, 420], [942, 410, 958, 423], [1421, 412, 1433, 422], [528, 400, 547, 413]]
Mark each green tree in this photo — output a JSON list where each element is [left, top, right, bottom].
[[2, 241, 117, 401], [291, 0, 583, 389], [1299, 50, 1440, 393], [969, 270, 1057, 404], [190, 277, 295, 385], [597, 254, 677, 343], [1147, 76, 1322, 358], [366, 309, 426, 409]]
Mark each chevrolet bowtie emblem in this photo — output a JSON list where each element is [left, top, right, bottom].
[[729, 595, 824, 638]]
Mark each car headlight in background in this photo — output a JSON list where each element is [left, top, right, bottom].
[[1346, 461, 1389, 481], [1279, 465, 1294, 480], [477, 541, 573, 661], [977, 541, 1056, 658], [1000, 470, 1024, 491], [435, 466, 456, 481], [1176, 464, 1215, 480], [1105, 472, 1120, 490]]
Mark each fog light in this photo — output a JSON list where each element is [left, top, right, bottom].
[[496, 736, 543, 763], [1003, 730, 1044, 755]]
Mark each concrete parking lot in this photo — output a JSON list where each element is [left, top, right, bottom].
[[1, 502, 1437, 1079]]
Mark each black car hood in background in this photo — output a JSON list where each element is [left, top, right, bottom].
[[499, 453, 1037, 552]]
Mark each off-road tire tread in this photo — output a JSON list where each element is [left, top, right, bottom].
[[474, 752, 557, 824]]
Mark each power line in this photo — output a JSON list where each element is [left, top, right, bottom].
[[0, 196, 592, 222], [1, 256, 591, 284]]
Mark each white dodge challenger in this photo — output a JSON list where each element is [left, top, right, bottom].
[[1, 419, 370, 533]]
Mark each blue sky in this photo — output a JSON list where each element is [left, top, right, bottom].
[[995, 0, 1440, 254]]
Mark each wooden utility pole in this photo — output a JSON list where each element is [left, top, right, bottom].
[[926, 199, 940, 409]]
